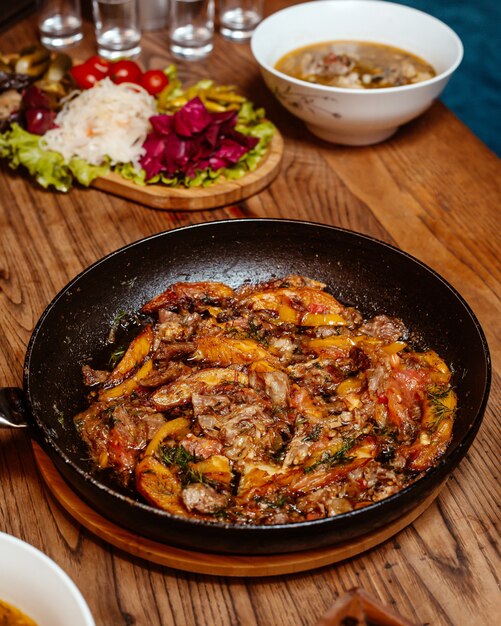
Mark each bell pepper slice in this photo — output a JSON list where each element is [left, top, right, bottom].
[[105, 325, 154, 387], [99, 359, 153, 400]]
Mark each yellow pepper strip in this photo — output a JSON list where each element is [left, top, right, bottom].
[[207, 306, 223, 318], [278, 304, 299, 324], [135, 455, 186, 517], [435, 416, 454, 440], [99, 359, 153, 401], [306, 437, 374, 469], [205, 89, 246, 104], [381, 341, 407, 355], [167, 96, 188, 108], [422, 389, 457, 430], [352, 439, 378, 459], [305, 336, 356, 350], [98, 450, 109, 469], [344, 393, 362, 410], [249, 359, 278, 372], [193, 337, 276, 366], [300, 312, 347, 327], [144, 417, 191, 457], [356, 336, 383, 346], [237, 464, 282, 498], [105, 325, 154, 387], [200, 97, 227, 112], [418, 351, 451, 384], [191, 455, 232, 488], [336, 375, 364, 396], [151, 368, 249, 410], [276, 307, 347, 326]]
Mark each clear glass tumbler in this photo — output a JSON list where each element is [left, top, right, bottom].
[[219, 0, 263, 41], [92, 0, 142, 60], [38, 0, 83, 48], [169, 0, 215, 60]]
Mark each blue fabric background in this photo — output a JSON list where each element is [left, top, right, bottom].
[[397, 0, 500, 156]]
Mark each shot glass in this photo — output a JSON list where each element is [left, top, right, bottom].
[[38, 0, 83, 48], [219, 0, 263, 41], [169, 0, 215, 60], [92, 0, 142, 60]]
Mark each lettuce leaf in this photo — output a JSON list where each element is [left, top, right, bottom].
[[0, 124, 108, 191], [0, 68, 276, 192], [68, 157, 109, 187]]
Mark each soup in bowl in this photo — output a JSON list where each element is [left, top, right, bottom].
[[251, 1, 463, 145]]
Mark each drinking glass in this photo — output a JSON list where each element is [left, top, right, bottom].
[[219, 0, 263, 41], [169, 0, 215, 60], [92, 0, 142, 59], [38, 0, 83, 48]]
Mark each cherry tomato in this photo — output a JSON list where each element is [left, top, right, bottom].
[[70, 62, 102, 89], [140, 69, 169, 95], [85, 55, 111, 78], [108, 60, 143, 85]]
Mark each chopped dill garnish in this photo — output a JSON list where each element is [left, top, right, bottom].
[[253, 494, 289, 509], [161, 445, 197, 467], [225, 327, 243, 338], [247, 317, 268, 345], [271, 444, 287, 464], [111, 310, 128, 326], [108, 346, 126, 369], [427, 386, 454, 428], [107, 309, 131, 344], [303, 424, 322, 442], [268, 495, 288, 508], [213, 508, 231, 521], [160, 445, 204, 486], [374, 424, 398, 440], [248, 317, 260, 338], [53, 407, 65, 427], [303, 437, 356, 473]]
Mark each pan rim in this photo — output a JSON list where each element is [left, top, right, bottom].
[[23, 218, 492, 538]]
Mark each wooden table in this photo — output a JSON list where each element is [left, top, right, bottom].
[[1, 3, 499, 625]]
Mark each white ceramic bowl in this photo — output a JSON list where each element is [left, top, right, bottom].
[[0, 532, 95, 626], [251, 0, 463, 145]]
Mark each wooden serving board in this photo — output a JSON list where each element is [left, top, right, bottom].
[[91, 131, 284, 211], [33, 444, 443, 577]]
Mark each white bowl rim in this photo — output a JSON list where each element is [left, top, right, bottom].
[[251, 0, 464, 95], [0, 532, 95, 626]]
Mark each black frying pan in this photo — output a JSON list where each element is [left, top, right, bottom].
[[0, 219, 491, 554]]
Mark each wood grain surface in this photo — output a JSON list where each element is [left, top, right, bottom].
[[32, 444, 444, 578], [0, 3, 500, 626]]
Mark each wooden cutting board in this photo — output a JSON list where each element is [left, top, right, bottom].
[[33, 443, 443, 577], [91, 131, 284, 211]]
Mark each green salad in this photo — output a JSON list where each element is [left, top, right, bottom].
[[0, 63, 276, 192]]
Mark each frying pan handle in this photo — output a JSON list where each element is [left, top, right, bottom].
[[0, 388, 29, 428]]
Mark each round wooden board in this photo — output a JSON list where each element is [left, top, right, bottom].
[[90, 131, 284, 211], [33, 444, 443, 577]]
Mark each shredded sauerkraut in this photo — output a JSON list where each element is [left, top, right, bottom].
[[42, 78, 157, 167]]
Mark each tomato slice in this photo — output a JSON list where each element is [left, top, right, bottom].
[[140, 69, 169, 95], [108, 60, 143, 85]]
